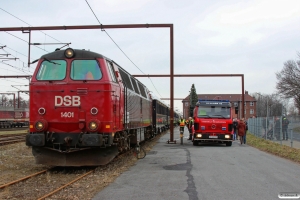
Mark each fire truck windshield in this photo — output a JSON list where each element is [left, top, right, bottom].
[[197, 106, 231, 119]]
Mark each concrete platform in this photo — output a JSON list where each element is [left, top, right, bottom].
[[93, 127, 193, 200], [93, 127, 300, 200]]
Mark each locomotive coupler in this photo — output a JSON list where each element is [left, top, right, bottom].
[[64, 136, 73, 145]]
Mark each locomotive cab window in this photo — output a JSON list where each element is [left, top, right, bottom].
[[106, 61, 117, 82], [70, 60, 102, 80], [36, 60, 67, 81]]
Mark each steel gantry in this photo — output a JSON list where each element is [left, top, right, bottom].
[[0, 24, 177, 143], [0, 25, 245, 143]]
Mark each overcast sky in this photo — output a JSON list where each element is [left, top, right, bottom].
[[0, 0, 300, 112]]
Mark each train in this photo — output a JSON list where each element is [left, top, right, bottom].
[[0, 107, 29, 128], [26, 48, 179, 166]]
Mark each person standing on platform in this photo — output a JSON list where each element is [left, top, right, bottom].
[[188, 117, 194, 140], [238, 118, 246, 145], [282, 116, 289, 140], [233, 118, 238, 140], [179, 116, 185, 134]]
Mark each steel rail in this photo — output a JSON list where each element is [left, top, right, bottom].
[[37, 169, 95, 200], [0, 136, 25, 145], [0, 169, 48, 189]]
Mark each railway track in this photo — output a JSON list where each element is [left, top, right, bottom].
[[0, 134, 26, 145], [0, 131, 166, 199], [0, 126, 28, 131], [0, 167, 96, 199]]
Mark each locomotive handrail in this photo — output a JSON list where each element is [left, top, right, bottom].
[[69, 89, 115, 92], [34, 90, 64, 92]]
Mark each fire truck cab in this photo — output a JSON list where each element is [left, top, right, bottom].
[[192, 99, 233, 146]]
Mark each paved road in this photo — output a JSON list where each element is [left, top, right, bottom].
[[93, 128, 300, 200]]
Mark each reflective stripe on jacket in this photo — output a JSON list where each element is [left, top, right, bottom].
[[179, 119, 185, 126]]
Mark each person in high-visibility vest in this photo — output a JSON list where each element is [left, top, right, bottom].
[[179, 116, 185, 133]]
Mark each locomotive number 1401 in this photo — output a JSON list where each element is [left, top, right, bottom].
[[61, 112, 74, 118]]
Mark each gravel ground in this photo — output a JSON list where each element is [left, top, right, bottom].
[[0, 132, 165, 199]]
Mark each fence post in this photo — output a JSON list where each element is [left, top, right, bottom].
[[272, 116, 275, 141], [290, 129, 293, 148], [280, 115, 282, 146]]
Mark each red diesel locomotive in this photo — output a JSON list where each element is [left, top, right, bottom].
[[26, 48, 171, 166]]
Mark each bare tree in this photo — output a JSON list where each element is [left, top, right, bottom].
[[252, 92, 288, 117], [276, 54, 300, 112]]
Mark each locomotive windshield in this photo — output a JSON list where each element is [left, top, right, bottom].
[[70, 60, 102, 80], [197, 106, 231, 119], [36, 60, 67, 80]]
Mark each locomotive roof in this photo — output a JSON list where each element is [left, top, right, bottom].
[[41, 49, 107, 59]]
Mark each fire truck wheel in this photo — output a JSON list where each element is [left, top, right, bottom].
[[226, 141, 232, 146], [193, 141, 198, 146]]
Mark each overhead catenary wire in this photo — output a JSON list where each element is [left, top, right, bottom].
[[0, 61, 32, 75], [85, 0, 162, 98], [0, 42, 29, 59], [0, 7, 62, 97], [0, 45, 35, 74], [3, 31, 49, 53], [0, 7, 63, 43], [0, 7, 70, 67]]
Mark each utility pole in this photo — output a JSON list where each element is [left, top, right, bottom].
[[265, 97, 269, 140]]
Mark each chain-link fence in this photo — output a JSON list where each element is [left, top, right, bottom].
[[247, 116, 300, 148]]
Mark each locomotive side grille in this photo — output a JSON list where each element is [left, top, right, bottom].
[[76, 88, 88, 95]]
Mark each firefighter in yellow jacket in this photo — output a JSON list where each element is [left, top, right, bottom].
[[179, 116, 185, 133]]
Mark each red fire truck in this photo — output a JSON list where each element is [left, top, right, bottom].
[[192, 99, 233, 146]]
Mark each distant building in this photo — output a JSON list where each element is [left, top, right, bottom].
[[182, 91, 256, 120]]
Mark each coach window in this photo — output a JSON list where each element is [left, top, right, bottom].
[[107, 61, 117, 82], [36, 60, 67, 80], [70, 60, 102, 80]]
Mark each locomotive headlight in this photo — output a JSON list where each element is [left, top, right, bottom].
[[87, 120, 100, 132], [35, 121, 44, 130], [196, 134, 202, 138], [225, 135, 230, 139], [64, 48, 75, 58], [90, 122, 97, 129], [34, 119, 48, 132], [89, 121, 99, 131]]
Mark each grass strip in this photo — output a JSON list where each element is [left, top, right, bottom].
[[247, 133, 300, 164]]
